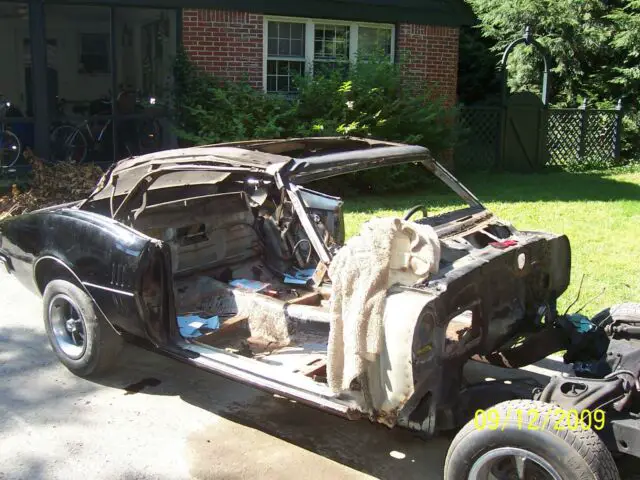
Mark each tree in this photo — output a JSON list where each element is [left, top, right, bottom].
[[463, 0, 639, 156], [607, 0, 640, 98], [465, 0, 621, 105], [457, 26, 502, 105]]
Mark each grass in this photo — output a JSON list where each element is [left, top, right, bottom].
[[342, 165, 640, 317]]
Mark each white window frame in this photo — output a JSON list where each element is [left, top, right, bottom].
[[263, 15, 395, 93]]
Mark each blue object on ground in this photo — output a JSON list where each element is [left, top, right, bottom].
[[177, 314, 220, 338], [567, 313, 596, 333], [284, 275, 307, 285], [284, 267, 316, 285]]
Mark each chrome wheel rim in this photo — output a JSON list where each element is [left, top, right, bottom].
[[469, 447, 562, 480], [49, 294, 87, 359]]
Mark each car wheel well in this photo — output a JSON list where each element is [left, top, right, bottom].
[[34, 258, 82, 295]]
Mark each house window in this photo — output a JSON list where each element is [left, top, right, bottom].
[[264, 17, 394, 93], [79, 33, 110, 74], [266, 21, 306, 93], [313, 24, 350, 76], [358, 27, 393, 59]]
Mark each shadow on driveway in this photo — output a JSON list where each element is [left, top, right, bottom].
[[3, 323, 639, 479], [93, 344, 451, 479]]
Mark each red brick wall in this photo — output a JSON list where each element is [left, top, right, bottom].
[[180, 10, 460, 110], [397, 24, 459, 108], [182, 9, 263, 88]]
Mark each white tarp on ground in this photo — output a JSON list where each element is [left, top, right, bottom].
[[327, 217, 441, 393]]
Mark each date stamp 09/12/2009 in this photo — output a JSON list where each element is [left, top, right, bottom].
[[473, 407, 606, 432]]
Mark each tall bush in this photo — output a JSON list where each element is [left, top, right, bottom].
[[293, 60, 456, 192], [173, 51, 295, 144], [293, 59, 455, 147], [173, 51, 455, 192]]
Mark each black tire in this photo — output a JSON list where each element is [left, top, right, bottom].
[[43, 279, 123, 377], [50, 124, 87, 163], [0, 130, 21, 168], [444, 399, 619, 480]]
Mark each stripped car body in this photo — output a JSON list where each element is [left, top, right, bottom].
[[0, 137, 574, 433]]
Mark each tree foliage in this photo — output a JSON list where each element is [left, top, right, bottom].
[[464, 0, 639, 156], [457, 26, 502, 105], [607, 0, 640, 95]]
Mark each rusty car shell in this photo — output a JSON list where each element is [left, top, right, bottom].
[[0, 137, 572, 434]]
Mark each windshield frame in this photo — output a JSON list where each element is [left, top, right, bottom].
[[279, 158, 486, 265]]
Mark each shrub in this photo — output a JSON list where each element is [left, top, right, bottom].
[[293, 59, 455, 150], [172, 52, 456, 193], [173, 51, 295, 144]]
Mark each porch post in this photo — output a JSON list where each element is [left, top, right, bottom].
[[109, 6, 118, 162], [28, 0, 50, 160]]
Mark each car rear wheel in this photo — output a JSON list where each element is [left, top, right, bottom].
[[43, 280, 123, 377], [444, 399, 620, 480]]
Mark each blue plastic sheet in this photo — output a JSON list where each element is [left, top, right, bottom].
[[567, 313, 596, 334], [284, 268, 316, 285], [177, 314, 220, 338]]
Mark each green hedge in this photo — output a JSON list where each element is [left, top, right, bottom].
[[173, 51, 455, 193]]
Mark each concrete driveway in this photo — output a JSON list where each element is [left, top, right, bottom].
[[0, 270, 452, 480], [1, 269, 639, 480]]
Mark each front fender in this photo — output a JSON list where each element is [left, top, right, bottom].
[[364, 288, 436, 426]]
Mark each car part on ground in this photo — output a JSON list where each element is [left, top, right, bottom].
[[535, 303, 640, 461]]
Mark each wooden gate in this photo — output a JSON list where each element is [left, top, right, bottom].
[[502, 91, 547, 172]]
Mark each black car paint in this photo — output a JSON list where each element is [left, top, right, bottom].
[[0, 207, 167, 342], [399, 231, 572, 431]]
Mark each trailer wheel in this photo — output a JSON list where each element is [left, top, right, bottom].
[[444, 399, 619, 480]]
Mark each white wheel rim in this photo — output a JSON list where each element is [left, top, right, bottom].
[[49, 294, 87, 360]]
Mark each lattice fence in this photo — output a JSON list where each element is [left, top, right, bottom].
[[454, 106, 501, 171], [547, 108, 621, 167], [455, 104, 622, 170]]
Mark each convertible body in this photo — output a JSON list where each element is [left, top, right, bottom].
[[0, 137, 574, 433]]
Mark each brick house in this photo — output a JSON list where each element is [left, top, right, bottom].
[[0, 0, 472, 164], [182, 1, 473, 108]]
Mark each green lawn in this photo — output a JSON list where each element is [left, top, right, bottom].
[[342, 166, 640, 317]]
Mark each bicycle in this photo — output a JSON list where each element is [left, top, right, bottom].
[[0, 96, 22, 169], [50, 113, 104, 164], [50, 92, 162, 163]]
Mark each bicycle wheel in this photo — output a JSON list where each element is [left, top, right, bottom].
[[50, 125, 88, 163], [0, 130, 21, 168]]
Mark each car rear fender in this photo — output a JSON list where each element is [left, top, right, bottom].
[[29, 209, 172, 344], [33, 255, 122, 335]]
